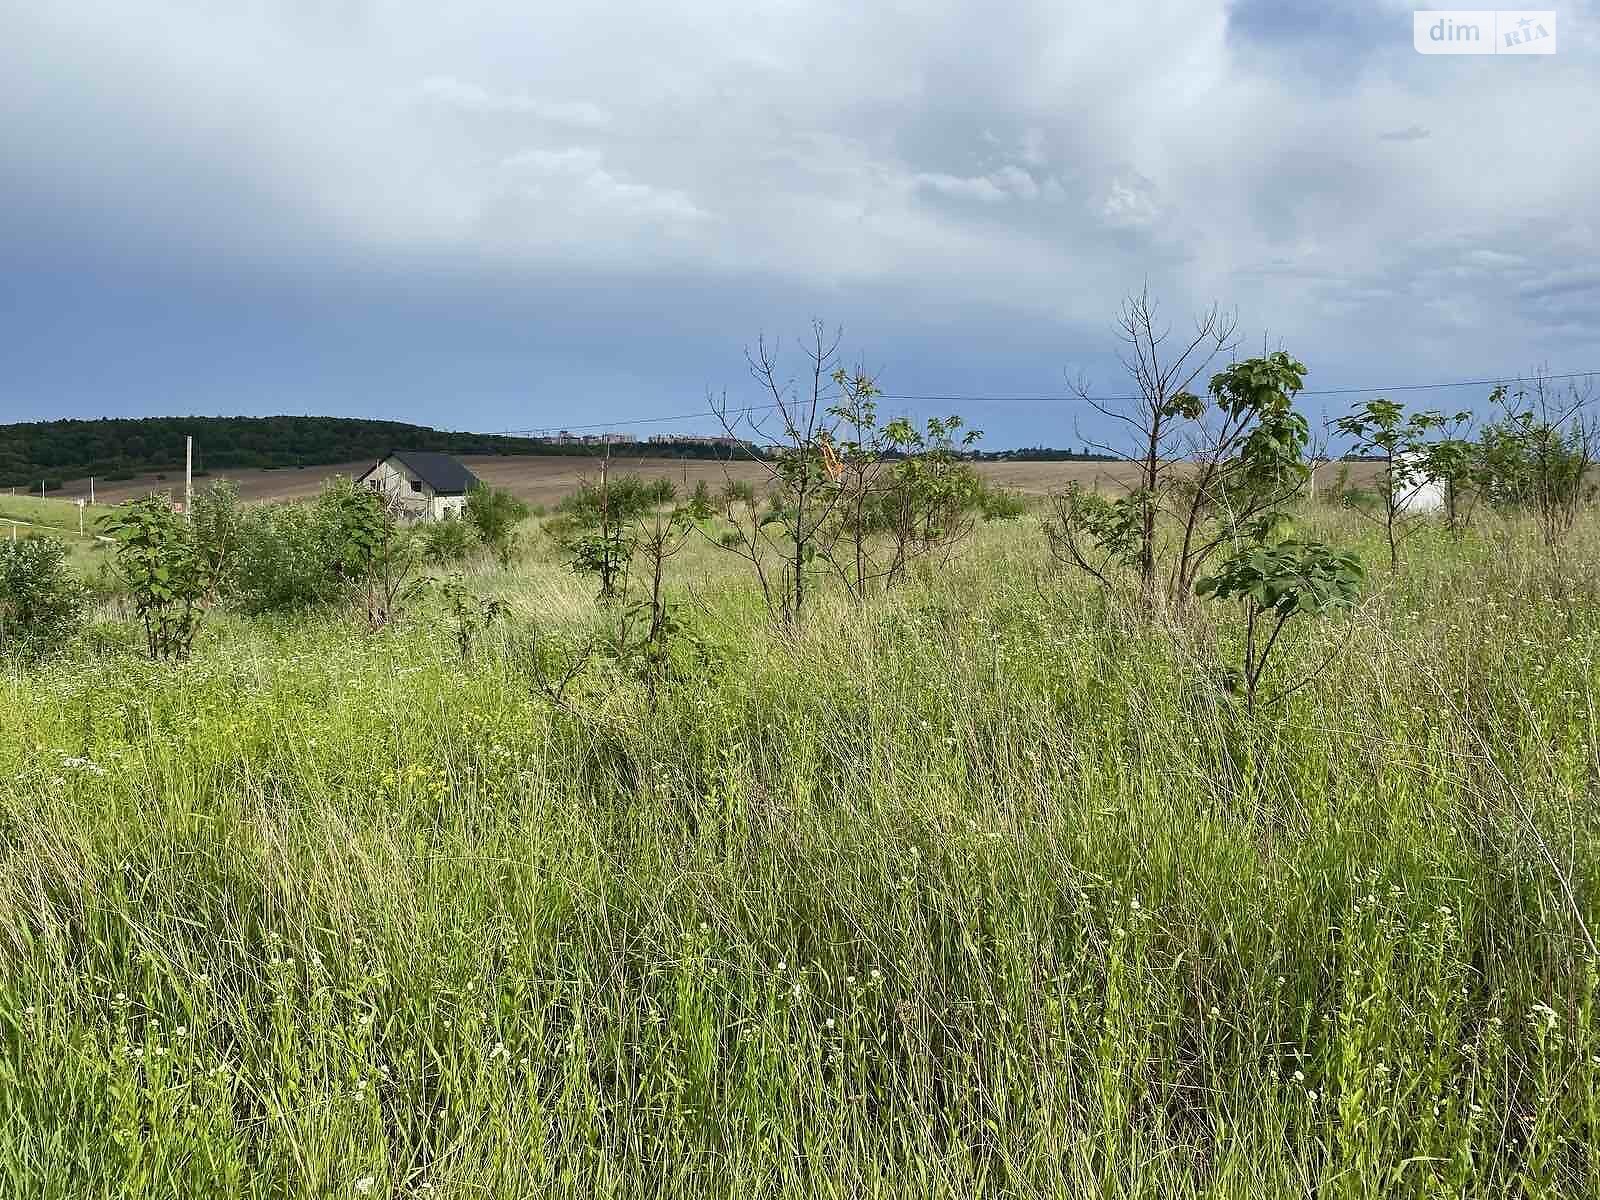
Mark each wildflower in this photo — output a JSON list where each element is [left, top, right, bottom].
[[1530, 1002, 1558, 1030], [1306, 1090, 1318, 1103], [870, 969, 882, 982], [354, 1178, 375, 1195], [1208, 1006, 1220, 1020], [825, 1018, 835, 1029], [1293, 1070, 1305, 1083], [776, 961, 786, 972]]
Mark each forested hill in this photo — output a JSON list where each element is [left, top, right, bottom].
[[0, 416, 719, 488], [0, 414, 1124, 489]]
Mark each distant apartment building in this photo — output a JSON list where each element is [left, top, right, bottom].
[[646, 433, 745, 448]]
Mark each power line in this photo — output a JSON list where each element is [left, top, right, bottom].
[[491, 368, 1598, 438], [879, 369, 1600, 404]]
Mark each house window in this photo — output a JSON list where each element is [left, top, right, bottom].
[[410, 480, 423, 494]]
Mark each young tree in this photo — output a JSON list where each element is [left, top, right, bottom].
[[866, 416, 985, 588], [709, 325, 981, 618], [323, 480, 424, 631], [1334, 398, 1461, 568], [441, 573, 505, 662], [613, 505, 698, 709], [1422, 416, 1480, 536], [1047, 298, 1311, 611], [567, 450, 634, 601], [1476, 371, 1597, 550], [189, 480, 245, 604], [1167, 351, 1312, 602], [708, 323, 855, 627], [1063, 286, 1238, 607], [1197, 519, 1365, 716], [101, 495, 212, 661]]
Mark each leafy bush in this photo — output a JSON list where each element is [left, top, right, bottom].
[[233, 502, 345, 614], [423, 514, 479, 565], [554, 475, 674, 529], [465, 485, 530, 568], [0, 536, 87, 662], [189, 481, 245, 603], [100, 495, 211, 661], [976, 482, 1028, 520]]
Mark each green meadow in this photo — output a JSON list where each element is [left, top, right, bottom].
[[3, 503, 1598, 1198]]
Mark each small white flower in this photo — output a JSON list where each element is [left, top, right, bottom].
[[354, 1177, 375, 1195], [825, 1018, 835, 1029], [1293, 1071, 1305, 1083]]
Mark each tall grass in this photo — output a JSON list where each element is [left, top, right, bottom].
[[2, 506, 1598, 1197]]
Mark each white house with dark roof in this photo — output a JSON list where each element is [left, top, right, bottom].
[[355, 450, 481, 522]]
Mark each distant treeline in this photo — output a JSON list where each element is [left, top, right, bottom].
[[0, 416, 758, 490], [971, 447, 1120, 462]]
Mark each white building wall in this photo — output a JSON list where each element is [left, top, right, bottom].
[[1393, 450, 1446, 514], [361, 457, 470, 522]]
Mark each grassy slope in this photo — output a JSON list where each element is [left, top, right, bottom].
[[2, 508, 1598, 1197]]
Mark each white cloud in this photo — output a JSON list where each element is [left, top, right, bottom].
[[0, 0, 1595, 395], [419, 76, 611, 129]]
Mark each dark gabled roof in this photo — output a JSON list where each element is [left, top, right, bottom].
[[357, 450, 481, 495]]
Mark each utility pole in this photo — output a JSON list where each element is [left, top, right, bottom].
[[77, 499, 85, 536], [185, 436, 193, 519], [89, 477, 95, 505]]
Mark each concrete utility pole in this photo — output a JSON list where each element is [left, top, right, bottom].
[[185, 436, 193, 519]]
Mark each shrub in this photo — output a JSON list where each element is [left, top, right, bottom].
[[100, 495, 211, 661], [976, 482, 1028, 521], [0, 536, 87, 662], [554, 475, 672, 529], [233, 502, 345, 614], [465, 485, 530, 568], [423, 514, 479, 565]]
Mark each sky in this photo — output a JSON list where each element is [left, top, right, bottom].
[[2, 1, 1597, 449]]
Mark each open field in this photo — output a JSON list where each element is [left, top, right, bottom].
[[51, 455, 1390, 509], [4, 497, 1600, 1197]]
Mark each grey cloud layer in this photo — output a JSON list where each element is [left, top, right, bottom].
[[1, 0, 1596, 431]]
